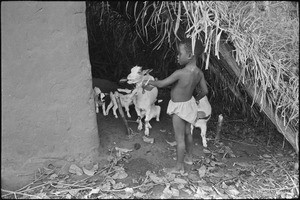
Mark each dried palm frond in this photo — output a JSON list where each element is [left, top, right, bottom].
[[126, 1, 298, 151]]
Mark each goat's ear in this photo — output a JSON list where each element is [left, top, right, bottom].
[[142, 69, 153, 75]]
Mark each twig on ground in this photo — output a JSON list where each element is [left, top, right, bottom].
[[1, 189, 42, 199], [1, 167, 57, 198]]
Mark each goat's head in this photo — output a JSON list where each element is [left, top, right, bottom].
[[127, 65, 153, 84], [94, 87, 106, 102]]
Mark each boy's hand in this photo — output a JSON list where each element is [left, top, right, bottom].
[[142, 79, 154, 91]]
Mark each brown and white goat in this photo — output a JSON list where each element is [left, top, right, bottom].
[[93, 87, 108, 116], [105, 88, 136, 118]]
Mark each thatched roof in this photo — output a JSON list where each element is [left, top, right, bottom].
[[88, 1, 298, 153]]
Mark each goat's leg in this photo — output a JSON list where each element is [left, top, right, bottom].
[[190, 124, 194, 135], [112, 104, 118, 118], [156, 106, 161, 121], [95, 102, 99, 113], [124, 105, 131, 118], [102, 103, 107, 115], [199, 121, 208, 148], [138, 112, 145, 131], [144, 110, 152, 136]]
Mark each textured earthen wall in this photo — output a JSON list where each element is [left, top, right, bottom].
[[1, 2, 99, 189]]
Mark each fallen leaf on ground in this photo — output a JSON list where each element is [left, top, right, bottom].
[[198, 165, 206, 178], [173, 177, 188, 184], [201, 185, 214, 192], [177, 183, 185, 190], [134, 191, 146, 198], [143, 136, 154, 143], [148, 172, 164, 184], [233, 162, 254, 168], [83, 166, 96, 176], [49, 173, 58, 180], [203, 149, 211, 153], [194, 187, 208, 198], [162, 184, 173, 198], [69, 164, 83, 175], [165, 140, 177, 146], [183, 188, 192, 195], [160, 129, 166, 132], [113, 182, 126, 189], [89, 187, 101, 196], [101, 182, 111, 191], [115, 147, 133, 157], [262, 154, 271, 158], [171, 188, 180, 196], [106, 155, 114, 162], [226, 186, 240, 196], [112, 170, 128, 179], [124, 187, 134, 193]]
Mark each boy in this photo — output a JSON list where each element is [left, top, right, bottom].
[[143, 38, 208, 173]]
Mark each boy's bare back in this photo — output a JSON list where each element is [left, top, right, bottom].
[[169, 64, 202, 102]]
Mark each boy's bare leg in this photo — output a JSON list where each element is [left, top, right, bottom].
[[184, 123, 193, 164], [164, 114, 186, 173]]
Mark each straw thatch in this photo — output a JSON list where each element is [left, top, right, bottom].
[[92, 1, 298, 153]]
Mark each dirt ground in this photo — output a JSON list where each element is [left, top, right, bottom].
[[2, 85, 298, 199], [93, 88, 299, 199]]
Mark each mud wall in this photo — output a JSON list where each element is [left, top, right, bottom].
[[1, 2, 99, 189]]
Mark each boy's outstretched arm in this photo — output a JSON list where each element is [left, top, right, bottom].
[[195, 71, 208, 101], [144, 71, 180, 88]]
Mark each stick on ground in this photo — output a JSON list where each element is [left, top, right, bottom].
[[115, 94, 131, 135]]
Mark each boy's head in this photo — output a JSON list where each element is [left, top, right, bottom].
[[177, 38, 204, 66]]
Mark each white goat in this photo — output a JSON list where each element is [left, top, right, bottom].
[[126, 66, 159, 136], [191, 95, 212, 148], [105, 88, 136, 118], [94, 87, 108, 116]]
